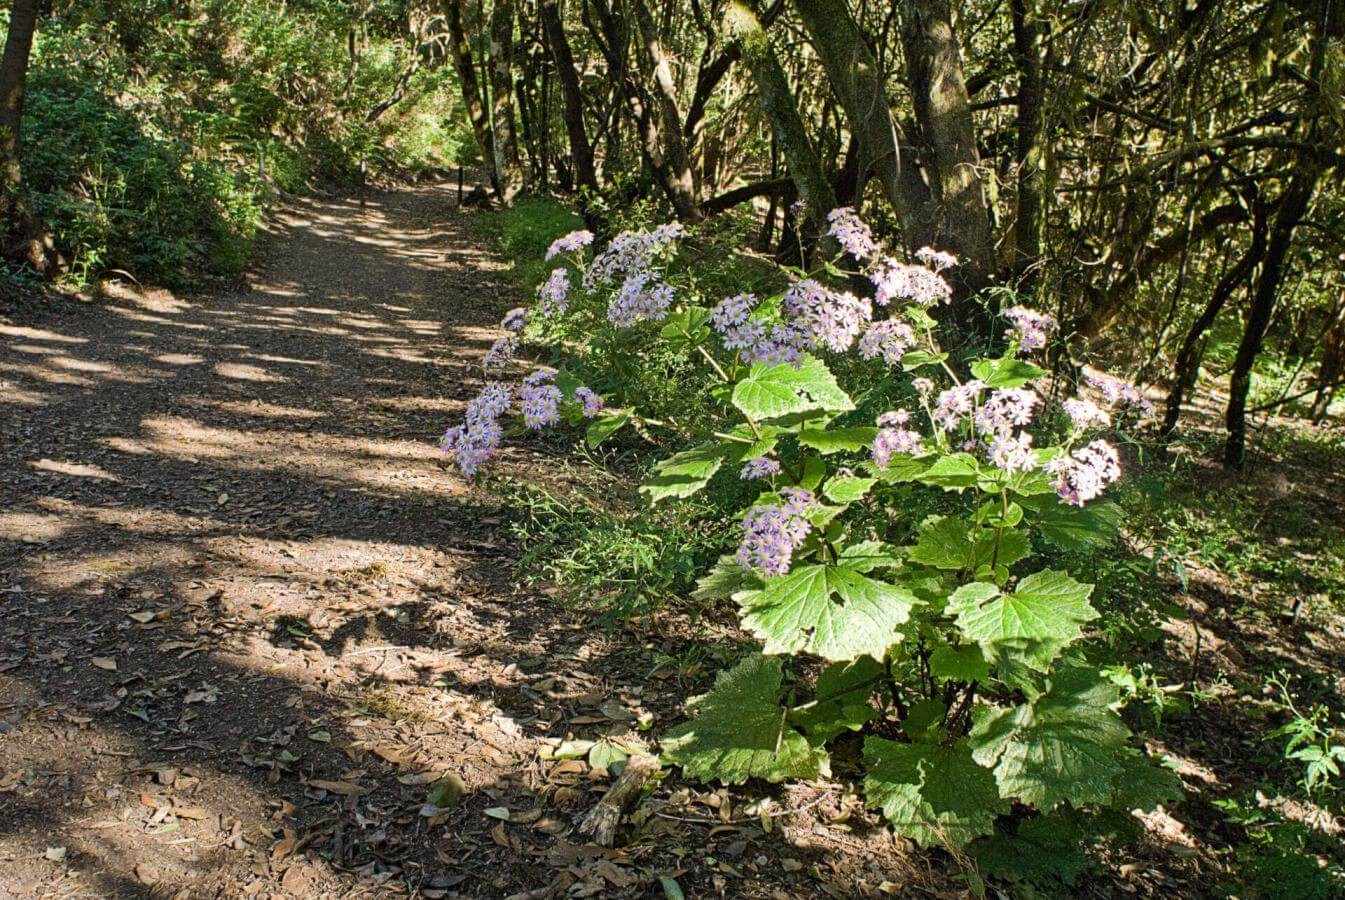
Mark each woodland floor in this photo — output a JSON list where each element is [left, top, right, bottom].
[[1, 185, 1342, 899]]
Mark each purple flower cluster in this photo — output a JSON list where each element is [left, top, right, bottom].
[[545, 229, 594, 261], [483, 334, 518, 370], [858, 319, 917, 365], [932, 380, 988, 430], [501, 308, 528, 331], [710, 293, 808, 367], [782, 279, 872, 353], [1086, 372, 1154, 415], [987, 431, 1038, 474], [870, 257, 953, 307], [1063, 398, 1110, 430], [1002, 306, 1058, 351], [973, 388, 1039, 436], [519, 370, 561, 430], [537, 267, 571, 316], [872, 423, 926, 468], [1048, 439, 1121, 506], [740, 457, 781, 480], [573, 385, 604, 418], [607, 271, 675, 327], [440, 382, 512, 477], [915, 247, 959, 272], [736, 489, 818, 577], [583, 224, 685, 290], [827, 207, 878, 261]]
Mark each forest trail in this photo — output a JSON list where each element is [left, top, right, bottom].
[[0, 187, 732, 898]]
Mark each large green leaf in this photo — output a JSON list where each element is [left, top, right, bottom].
[[662, 654, 828, 785], [1020, 496, 1123, 551], [692, 554, 759, 602], [640, 442, 726, 503], [732, 355, 854, 420], [969, 662, 1131, 808], [736, 563, 919, 661], [863, 737, 1006, 850], [824, 473, 877, 504], [585, 409, 631, 448], [914, 453, 981, 491], [798, 426, 878, 454], [971, 356, 1049, 389], [790, 656, 883, 744], [659, 306, 711, 350], [970, 810, 1091, 886], [948, 570, 1096, 669], [907, 516, 1031, 572]]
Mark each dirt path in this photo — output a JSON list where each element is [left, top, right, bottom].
[[0, 189, 626, 897]]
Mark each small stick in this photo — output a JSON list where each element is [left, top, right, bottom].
[[579, 755, 659, 847]]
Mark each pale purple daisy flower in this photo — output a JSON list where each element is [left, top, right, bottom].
[[915, 247, 959, 272], [1048, 439, 1121, 506], [912, 377, 936, 398], [1063, 398, 1111, 429], [483, 334, 518, 370], [974, 388, 1039, 436], [987, 431, 1038, 474], [537, 267, 571, 316], [573, 386, 604, 418], [878, 409, 912, 426], [933, 380, 988, 430], [870, 257, 953, 307], [440, 382, 512, 477], [858, 319, 917, 365], [740, 457, 781, 480], [583, 224, 684, 289], [545, 229, 594, 260], [782, 279, 872, 353], [607, 271, 674, 327], [737, 503, 813, 578], [740, 322, 809, 368], [501, 308, 528, 331], [827, 207, 878, 261], [1002, 306, 1058, 351], [872, 426, 926, 468], [519, 370, 561, 430], [1086, 372, 1154, 416]]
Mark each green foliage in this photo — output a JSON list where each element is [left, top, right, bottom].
[[661, 654, 828, 784], [12, 3, 465, 285]]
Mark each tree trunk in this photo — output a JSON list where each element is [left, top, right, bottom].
[[792, 0, 935, 250], [1009, 0, 1044, 296], [0, 0, 38, 226], [725, 1, 835, 235], [488, 0, 524, 203], [1161, 214, 1267, 434], [538, 0, 599, 194], [1223, 170, 1317, 467], [629, 0, 702, 221], [443, 0, 499, 195], [900, 0, 995, 296]]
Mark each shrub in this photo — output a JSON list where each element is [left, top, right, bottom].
[[442, 208, 1182, 856]]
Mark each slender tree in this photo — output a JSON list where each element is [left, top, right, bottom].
[[538, 0, 599, 195], [443, 0, 499, 195], [0, 0, 42, 264], [488, 0, 524, 203]]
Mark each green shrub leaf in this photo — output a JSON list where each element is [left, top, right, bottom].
[[948, 570, 1096, 669], [863, 737, 1006, 850], [732, 355, 854, 421], [641, 442, 727, 503], [662, 654, 828, 785], [736, 564, 919, 661]]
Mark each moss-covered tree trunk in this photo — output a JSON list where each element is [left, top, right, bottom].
[[488, 0, 524, 204], [725, 1, 835, 238], [0, 0, 35, 196], [791, 0, 934, 250], [444, 0, 498, 196], [900, 0, 995, 294], [538, 0, 599, 195]]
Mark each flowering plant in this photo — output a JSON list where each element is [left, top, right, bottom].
[[440, 209, 1179, 851]]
